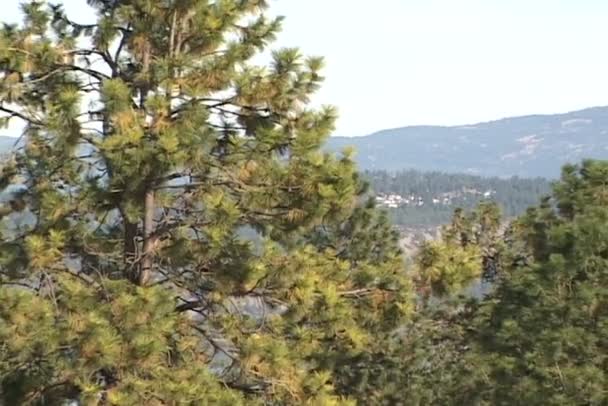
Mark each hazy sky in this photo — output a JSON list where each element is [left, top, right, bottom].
[[5, 0, 608, 136]]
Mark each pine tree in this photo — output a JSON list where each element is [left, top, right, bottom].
[[414, 202, 505, 301], [415, 239, 482, 300], [305, 191, 413, 400], [368, 161, 608, 405], [0, 1, 412, 403], [442, 207, 472, 247], [431, 160, 608, 405], [469, 201, 503, 281]]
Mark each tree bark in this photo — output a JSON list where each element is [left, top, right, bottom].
[[120, 206, 140, 284], [124, 220, 138, 262], [139, 189, 155, 286]]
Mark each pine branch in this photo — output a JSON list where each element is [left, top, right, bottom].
[[0, 105, 44, 126], [339, 288, 375, 298], [223, 381, 266, 395], [175, 299, 207, 312], [0, 280, 37, 290], [191, 324, 239, 362], [112, 24, 131, 74], [56, 63, 111, 82]]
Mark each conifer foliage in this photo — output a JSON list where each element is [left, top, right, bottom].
[[0, 1, 411, 403], [414, 201, 502, 299], [456, 160, 608, 404], [402, 160, 608, 405]]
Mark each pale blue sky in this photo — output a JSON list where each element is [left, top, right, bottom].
[[5, 0, 608, 136]]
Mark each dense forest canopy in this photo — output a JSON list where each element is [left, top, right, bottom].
[[365, 169, 551, 227], [344, 160, 608, 405], [413, 160, 608, 404]]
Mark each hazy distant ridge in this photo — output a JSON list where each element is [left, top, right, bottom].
[[325, 106, 608, 178]]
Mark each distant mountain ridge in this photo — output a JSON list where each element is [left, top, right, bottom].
[[326, 106, 608, 178]]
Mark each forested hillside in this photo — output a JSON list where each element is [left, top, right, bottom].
[[326, 106, 608, 178], [365, 170, 551, 226]]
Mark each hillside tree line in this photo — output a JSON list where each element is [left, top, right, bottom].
[[366, 169, 551, 226]]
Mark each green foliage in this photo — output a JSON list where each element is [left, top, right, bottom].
[[0, 0, 411, 403], [2, 0, 604, 404], [0, 277, 243, 405], [398, 160, 608, 405], [366, 169, 551, 227], [457, 160, 608, 405], [413, 201, 503, 299], [416, 240, 482, 298]]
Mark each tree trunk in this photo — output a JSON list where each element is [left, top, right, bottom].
[[120, 206, 139, 283], [139, 189, 155, 286], [124, 221, 138, 262]]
